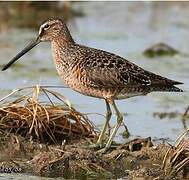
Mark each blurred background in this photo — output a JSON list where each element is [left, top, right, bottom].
[[0, 1, 189, 143]]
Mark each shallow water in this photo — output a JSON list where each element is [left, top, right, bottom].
[[0, 2, 189, 145]]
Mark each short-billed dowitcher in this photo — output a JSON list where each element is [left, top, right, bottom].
[[2, 18, 183, 152]]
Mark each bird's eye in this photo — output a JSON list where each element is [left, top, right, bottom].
[[44, 24, 50, 30]]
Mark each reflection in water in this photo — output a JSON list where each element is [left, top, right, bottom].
[[0, 2, 189, 143]]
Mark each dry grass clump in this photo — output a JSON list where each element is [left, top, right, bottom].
[[162, 129, 189, 178], [0, 85, 96, 143]]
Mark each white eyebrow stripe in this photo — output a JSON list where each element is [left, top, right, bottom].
[[41, 22, 48, 28], [39, 22, 48, 35]]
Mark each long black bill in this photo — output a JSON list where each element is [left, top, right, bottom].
[[2, 37, 41, 71]]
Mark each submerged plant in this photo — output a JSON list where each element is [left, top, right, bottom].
[[143, 43, 179, 58]]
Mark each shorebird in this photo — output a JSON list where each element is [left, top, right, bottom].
[[2, 18, 183, 152]]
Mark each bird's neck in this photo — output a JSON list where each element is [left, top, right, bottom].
[[53, 25, 74, 44], [52, 30, 75, 49], [51, 36, 75, 74]]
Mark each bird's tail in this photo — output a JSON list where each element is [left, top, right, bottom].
[[151, 77, 183, 92], [152, 85, 183, 92]]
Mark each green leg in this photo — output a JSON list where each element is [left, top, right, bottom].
[[96, 100, 112, 147], [100, 100, 129, 153]]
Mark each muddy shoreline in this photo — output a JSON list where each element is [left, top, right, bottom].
[[0, 133, 187, 179]]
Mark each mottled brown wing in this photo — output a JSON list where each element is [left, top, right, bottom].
[[84, 48, 152, 88], [83, 47, 182, 88]]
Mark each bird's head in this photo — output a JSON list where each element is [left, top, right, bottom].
[[39, 18, 67, 42], [2, 17, 73, 71]]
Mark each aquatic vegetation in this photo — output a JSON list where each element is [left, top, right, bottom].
[[153, 111, 181, 119], [143, 43, 179, 58]]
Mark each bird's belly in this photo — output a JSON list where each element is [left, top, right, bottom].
[[70, 86, 146, 100], [115, 92, 145, 99], [63, 77, 114, 99], [67, 82, 115, 99]]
